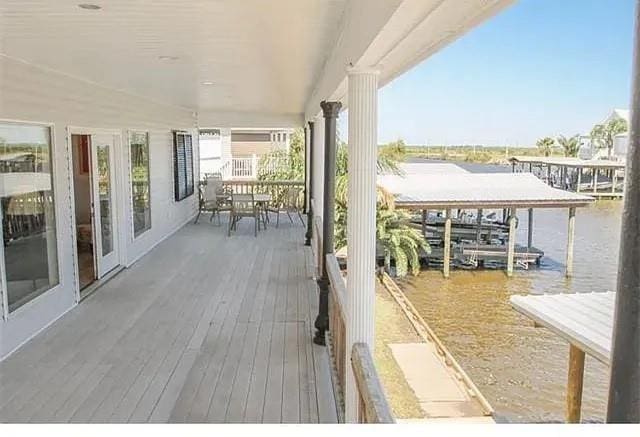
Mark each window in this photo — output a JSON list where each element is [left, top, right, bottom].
[[173, 131, 194, 201], [0, 122, 59, 313], [129, 131, 151, 237]]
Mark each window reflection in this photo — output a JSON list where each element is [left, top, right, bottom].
[[0, 123, 59, 312], [130, 132, 151, 237]]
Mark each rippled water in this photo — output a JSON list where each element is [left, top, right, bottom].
[[398, 161, 622, 422]]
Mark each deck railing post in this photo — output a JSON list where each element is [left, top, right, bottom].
[[527, 208, 534, 249], [305, 121, 315, 246], [313, 101, 342, 346], [607, 0, 640, 422]]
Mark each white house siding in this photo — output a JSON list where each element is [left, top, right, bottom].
[[0, 55, 198, 359]]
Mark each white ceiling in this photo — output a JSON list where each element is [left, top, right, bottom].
[[0, 0, 347, 114]]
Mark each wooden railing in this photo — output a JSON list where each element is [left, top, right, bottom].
[[326, 253, 347, 416], [351, 343, 395, 423], [221, 180, 304, 206], [325, 252, 394, 423]]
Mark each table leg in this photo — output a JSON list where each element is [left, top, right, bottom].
[[566, 344, 585, 423]]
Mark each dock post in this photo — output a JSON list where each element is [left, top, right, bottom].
[[576, 168, 582, 192], [612, 170, 618, 194], [507, 208, 517, 277], [566, 344, 586, 423], [592, 169, 598, 194], [443, 209, 452, 278], [547, 165, 552, 186], [527, 208, 534, 249], [566, 207, 576, 277], [421, 209, 427, 237], [476, 209, 483, 243]]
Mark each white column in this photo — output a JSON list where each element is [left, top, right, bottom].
[[566, 207, 576, 277], [345, 66, 379, 423], [312, 115, 325, 221]]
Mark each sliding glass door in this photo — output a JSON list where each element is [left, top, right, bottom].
[[0, 122, 59, 314]]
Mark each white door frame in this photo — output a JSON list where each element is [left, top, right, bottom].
[[67, 127, 126, 302]]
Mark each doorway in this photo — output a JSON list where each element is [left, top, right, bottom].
[[71, 132, 120, 296]]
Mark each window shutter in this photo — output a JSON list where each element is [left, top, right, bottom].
[[173, 131, 194, 201]]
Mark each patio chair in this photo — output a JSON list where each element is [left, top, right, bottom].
[[267, 186, 304, 227], [194, 176, 231, 225], [228, 193, 264, 237]]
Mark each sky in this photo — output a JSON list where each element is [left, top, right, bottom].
[[339, 0, 636, 147]]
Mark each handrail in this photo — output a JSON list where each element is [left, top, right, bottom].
[[351, 343, 395, 423], [326, 253, 347, 314]]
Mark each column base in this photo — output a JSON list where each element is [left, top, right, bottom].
[[313, 277, 330, 346]]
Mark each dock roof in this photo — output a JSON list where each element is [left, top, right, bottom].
[[510, 156, 625, 169], [377, 172, 595, 209], [397, 162, 469, 175]]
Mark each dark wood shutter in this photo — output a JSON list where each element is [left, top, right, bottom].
[[173, 131, 194, 201]]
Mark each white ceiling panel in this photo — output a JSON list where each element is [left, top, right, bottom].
[[0, 0, 347, 113]]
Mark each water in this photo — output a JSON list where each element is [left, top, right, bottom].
[[397, 160, 622, 422]]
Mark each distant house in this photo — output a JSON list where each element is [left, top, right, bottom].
[[199, 127, 293, 179], [579, 109, 629, 161]]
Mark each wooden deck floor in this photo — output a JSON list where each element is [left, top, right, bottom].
[[0, 219, 338, 423]]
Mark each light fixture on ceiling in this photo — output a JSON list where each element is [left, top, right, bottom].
[[158, 55, 180, 61], [78, 4, 102, 10], [201, 81, 215, 86]]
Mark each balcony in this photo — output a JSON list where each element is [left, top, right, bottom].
[[0, 220, 338, 423]]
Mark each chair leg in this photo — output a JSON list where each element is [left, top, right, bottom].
[[297, 210, 304, 226], [276, 211, 280, 228], [194, 210, 201, 224], [254, 216, 258, 237], [217, 211, 222, 226], [287, 211, 294, 223], [228, 212, 233, 236], [210, 210, 215, 222]]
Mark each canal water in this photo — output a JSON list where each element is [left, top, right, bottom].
[[397, 161, 621, 423]]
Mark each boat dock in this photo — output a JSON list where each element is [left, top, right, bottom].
[[510, 156, 626, 199], [377, 169, 595, 278], [510, 292, 614, 423]]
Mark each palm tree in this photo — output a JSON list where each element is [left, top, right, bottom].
[[557, 134, 581, 157], [376, 208, 430, 277], [536, 137, 555, 157], [590, 118, 628, 159]]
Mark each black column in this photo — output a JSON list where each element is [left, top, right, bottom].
[[607, 0, 640, 422], [313, 101, 342, 346], [305, 121, 315, 246]]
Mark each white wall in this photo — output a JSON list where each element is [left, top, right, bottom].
[[0, 55, 198, 359]]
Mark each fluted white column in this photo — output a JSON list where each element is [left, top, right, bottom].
[[345, 67, 379, 422]]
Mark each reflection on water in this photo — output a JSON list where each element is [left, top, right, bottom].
[[399, 161, 622, 422]]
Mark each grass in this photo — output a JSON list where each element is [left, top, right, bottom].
[[374, 279, 426, 419], [404, 145, 566, 165]]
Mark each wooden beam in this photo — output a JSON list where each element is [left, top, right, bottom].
[[566, 344, 586, 423], [566, 207, 576, 277], [443, 209, 452, 278], [507, 208, 517, 277]]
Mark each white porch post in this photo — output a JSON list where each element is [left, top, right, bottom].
[[345, 66, 379, 422]]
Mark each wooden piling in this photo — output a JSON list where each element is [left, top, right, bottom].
[[566, 344, 586, 423], [476, 208, 483, 243], [421, 209, 427, 237], [507, 208, 517, 277], [593, 169, 598, 194], [577, 168, 582, 193], [566, 207, 576, 277], [527, 208, 534, 249], [443, 209, 452, 278]]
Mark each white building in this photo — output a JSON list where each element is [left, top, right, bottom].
[[579, 108, 630, 161], [199, 128, 293, 179]]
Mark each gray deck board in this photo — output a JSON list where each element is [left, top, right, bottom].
[[0, 219, 336, 423]]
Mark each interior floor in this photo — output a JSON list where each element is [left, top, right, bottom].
[[78, 247, 95, 291]]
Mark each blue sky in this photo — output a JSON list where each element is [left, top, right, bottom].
[[340, 0, 635, 147]]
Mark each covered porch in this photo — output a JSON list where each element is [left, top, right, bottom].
[[0, 221, 338, 423]]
